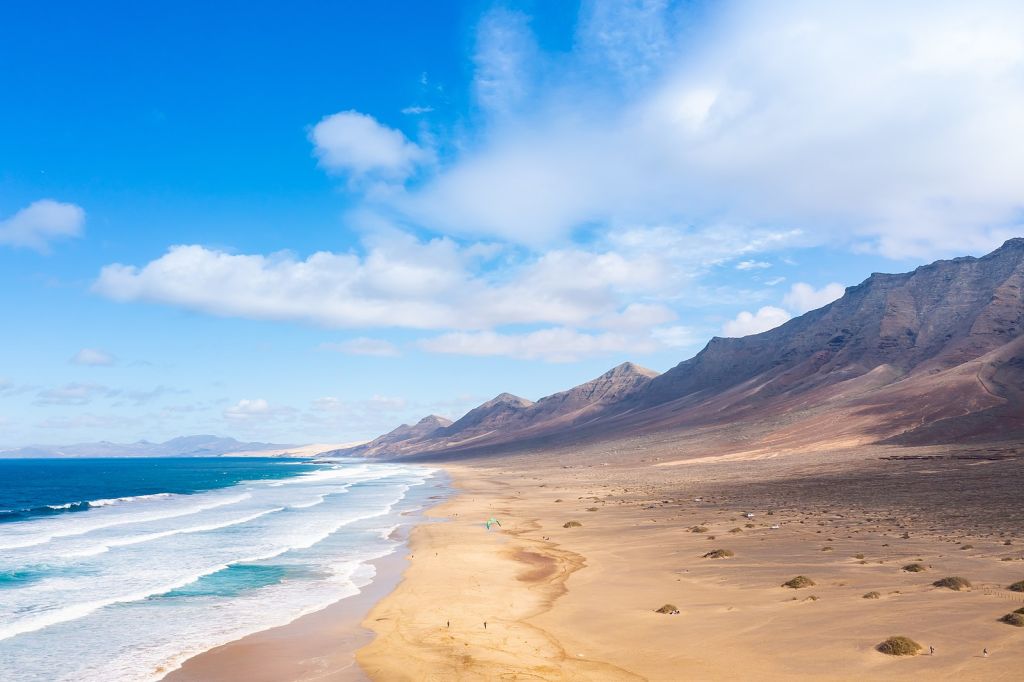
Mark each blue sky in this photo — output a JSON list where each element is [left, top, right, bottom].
[[2, 1, 1022, 447]]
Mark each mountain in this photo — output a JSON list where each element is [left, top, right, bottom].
[[341, 238, 1024, 460], [335, 415, 453, 458], [0, 435, 296, 458], [332, 361, 660, 458]]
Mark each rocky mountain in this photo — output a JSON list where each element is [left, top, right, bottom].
[[338, 238, 1024, 460], [0, 435, 295, 458], [332, 362, 660, 458], [335, 415, 453, 458]]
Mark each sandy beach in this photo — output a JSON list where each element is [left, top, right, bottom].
[[357, 445, 1024, 681], [166, 443, 1024, 681]]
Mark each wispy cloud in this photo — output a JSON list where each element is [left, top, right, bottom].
[[0, 200, 85, 253], [71, 348, 116, 366]]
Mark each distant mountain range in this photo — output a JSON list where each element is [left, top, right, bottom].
[[0, 435, 296, 459], [331, 238, 1024, 460]]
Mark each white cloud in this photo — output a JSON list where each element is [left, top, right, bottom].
[[223, 398, 295, 421], [401, 105, 434, 115], [93, 227, 763, 332], [418, 328, 658, 363], [473, 8, 537, 116], [309, 111, 429, 179], [783, 282, 846, 314], [721, 306, 791, 337], [320, 337, 400, 357], [0, 200, 85, 252], [71, 348, 115, 366], [736, 260, 770, 270], [650, 325, 699, 349], [374, 1, 1024, 257]]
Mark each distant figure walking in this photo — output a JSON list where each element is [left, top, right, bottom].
[[484, 621, 487, 629], [983, 648, 988, 658], [446, 620, 450, 628], [929, 646, 934, 656]]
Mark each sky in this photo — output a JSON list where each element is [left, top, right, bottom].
[[2, 0, 1023, 447]]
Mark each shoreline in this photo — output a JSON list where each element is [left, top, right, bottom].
[[163, 470, 450, 682], [167, 448, 1024, 681]]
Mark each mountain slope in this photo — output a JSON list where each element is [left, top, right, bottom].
[[343, 239, 1024, 460]]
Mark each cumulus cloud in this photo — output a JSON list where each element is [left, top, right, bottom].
[[783, 282, 846, 314], [0, 200, 85, 252], [417, 326, 692, 363], [71, 348, 116, 366], [721, 306, 792, 338], [93, 226, 780, 333], [320, 337, 400, 357], [223, 398, 295, 421], [378, 1, 1024, 257], [310, 111, 429, 179]]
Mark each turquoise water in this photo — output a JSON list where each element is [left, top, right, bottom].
[[0, 457, 440, 681]]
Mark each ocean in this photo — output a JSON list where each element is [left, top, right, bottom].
[[0, 456, 441, 681]]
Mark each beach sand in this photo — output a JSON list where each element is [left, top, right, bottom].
[[164, 530, 412, 682], [357, 446, 1024, 681], [169, 443, 1024, 681]]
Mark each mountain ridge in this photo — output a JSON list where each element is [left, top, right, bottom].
[[332, 238, 1024, 460]]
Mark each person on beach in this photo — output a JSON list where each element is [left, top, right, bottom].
[[484, 621, 487, 629], [929, 646, 934, 656], [983, 648, 988, 658]]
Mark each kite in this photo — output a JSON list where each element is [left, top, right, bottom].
[[485, 517, 501, 531]]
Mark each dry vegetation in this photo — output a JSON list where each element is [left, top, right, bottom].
[[877, 636, 922, 656], [782, 576, 815, 589], [702, 549, 734, 559], [999, 613, 1024, 627], [932, 576, 972, 591]]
